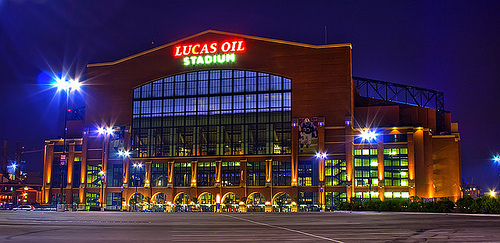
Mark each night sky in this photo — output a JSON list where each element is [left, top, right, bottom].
[[1, 1, 499, 190]]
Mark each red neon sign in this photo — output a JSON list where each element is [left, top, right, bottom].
[[174, 40, 246, 57]]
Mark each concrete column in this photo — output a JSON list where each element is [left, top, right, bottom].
[[191, 160, 197, 187], [240, 158, 247, 188], [345, 127, 354, 202], [43, 142, 55, 204], [167, 161, 174, 187], [67, 142, 75, 189], [145, 161, 152, 188], [377, 140, 385, 201], [215, 159, 222, 186], [265, 158, 272, 186]]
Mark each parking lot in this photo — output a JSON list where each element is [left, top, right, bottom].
[[1, 210, 500, 242]]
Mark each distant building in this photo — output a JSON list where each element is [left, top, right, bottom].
[[42, 31, 461, 211]]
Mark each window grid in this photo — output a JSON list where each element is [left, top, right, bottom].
[[384, 148, 409, 186], [132, 70, 291, 158], [354, 149, 378, 187]]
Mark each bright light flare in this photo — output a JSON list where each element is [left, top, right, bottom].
[[315, 152, 327, 159], [97, 127, 105, 135], [118, 150, 130, 157], [359, 129, 378, 142], [133, 163, 143, 168], [493, 155, 500, 163], [105, 127, 114, 136], [490, 190, 497, 197], [52, 76, 81, 92]]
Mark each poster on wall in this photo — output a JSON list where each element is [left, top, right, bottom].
[[108, 126, 125, 159], [299, 118, 318, 154]]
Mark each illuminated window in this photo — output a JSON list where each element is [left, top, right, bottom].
[[325, 159, 346, 186], [325, 192, 347, 209], [298, 160, 318, 186], [354, 149, 378, 187], [384, 148, 409, 186], [86, 164, 102, 188]]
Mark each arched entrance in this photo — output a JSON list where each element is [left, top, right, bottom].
[[128, 193, 144, 212], [152, 193, 167, 212], [272, 192, 292, 212], [198, 192, 215, 212], [221, 192, 240, 212], [246, 192, 266, 212], [173, 192, 191, 212]]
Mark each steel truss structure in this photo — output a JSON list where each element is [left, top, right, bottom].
[[353, 76, 445, 112]]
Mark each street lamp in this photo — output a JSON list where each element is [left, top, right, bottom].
[[99, 170, 105, 211], [52, 76, 81, 207], [96, 125, 114, 211], [132, 162, 143, 211], [118, 150, 130, 211]]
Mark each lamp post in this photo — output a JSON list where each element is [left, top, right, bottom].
[[96, 126, 114, 211], [99, 170, 105, 211], [118, 150, 130, 211], [493, 155, 500, 192], [132, 162, 143, 211], [52, 76, 81, 208]]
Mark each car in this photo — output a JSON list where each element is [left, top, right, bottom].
[[12, 205, 35, 211]]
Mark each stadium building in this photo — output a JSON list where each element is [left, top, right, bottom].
[[42, 30, 461, 211]]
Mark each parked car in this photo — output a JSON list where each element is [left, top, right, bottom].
[[13, 205, 35, 211]]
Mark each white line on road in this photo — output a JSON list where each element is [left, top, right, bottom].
[[221, 214, 345, 243]]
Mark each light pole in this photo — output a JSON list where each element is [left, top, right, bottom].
[[52, 76, 81, 208], [132, 162, 143, 211], [493, 155, 500, 192], [97, 125, 114, 211], [99, 170, 105, 211], [118, 150, 130, 211]]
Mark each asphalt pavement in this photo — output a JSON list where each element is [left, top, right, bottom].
[[0, 210, 499, 242]]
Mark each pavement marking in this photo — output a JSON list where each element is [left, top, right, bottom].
[[221, 214, 345, 243]]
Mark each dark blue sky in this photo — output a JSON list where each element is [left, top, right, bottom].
[[1, 1, 499, 190]]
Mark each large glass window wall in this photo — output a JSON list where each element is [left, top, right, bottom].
[[384, 148, 409, 186], [197, 162, 216, 186], [152, 163, 168, 187], [354, 149, 378, 187], [272, 161, 291, 186], [107, 164, 123, 187], [174, 162, 191, 187], [221, 162, 240, 186], [86, 164, 102, 188], [132, 70, 291, 157], [325, 159, 346, 186], [247, 161, 266, 186], [298, 160, 318, 186]]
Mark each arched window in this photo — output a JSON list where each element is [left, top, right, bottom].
[[132, 70, 291, 157]]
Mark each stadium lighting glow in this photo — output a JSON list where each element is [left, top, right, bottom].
[[97, 127, 105, 135], [53, 76, 81, 92], [315, 152, 327, 159], [118, 150, 131, 157], [359, 129, 378, 142], [105, 127, 114, 136]]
